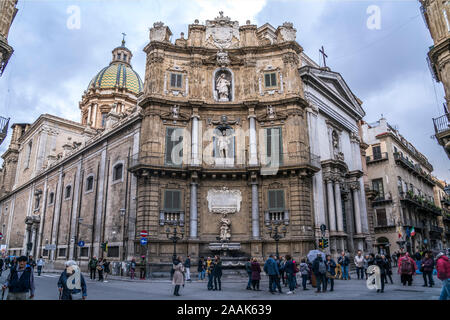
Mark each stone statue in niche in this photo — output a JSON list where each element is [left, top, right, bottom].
[[332, 130, 345, 161], [219, 214, 231, 241], [217, 130, 231, 158], [267, 105, 275, 118], [216, 72, 231, 101], [217, 50, 230, 66], [171, 105, 179, 119]]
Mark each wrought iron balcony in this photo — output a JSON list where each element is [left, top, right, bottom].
[[430, 225, 443, 234], [433, 113, 450, 135], [372, 196, 393, 207], [0, 116, 10, 146], [400, 192, 442, 216], [366, 152, 388, 165], [393, 153, 435, 186]]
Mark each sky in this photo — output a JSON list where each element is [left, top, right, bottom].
[[0, 0, 449, 181]]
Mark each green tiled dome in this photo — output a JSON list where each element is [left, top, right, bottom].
[[88, 63, 143, 95]]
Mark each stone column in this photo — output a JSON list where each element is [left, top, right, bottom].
[[87, 104, 92, 124], [69, 160, 82, 260], [326, 179, 336, 232], [352, 184, 362, 235], [191, 115, 200, 166], [31, 224, 37, 257], [51, 169, 63, 261], [92, 104, 98, 128], [189, 181, 198, 239], [248, 115, 258, 166], [251, 181, 260, 239], [334, 180, 344, 232], [93, 146, 107, 258]]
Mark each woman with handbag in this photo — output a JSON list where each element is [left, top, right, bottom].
[[325, 255, 336, 292]]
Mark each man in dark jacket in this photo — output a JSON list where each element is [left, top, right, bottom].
[[88, 256, 98, 280], [338, 251, 350, 280], [375, 254, 388, 293], [312, 254, 327, 292], [2, 256, 35, 300], [421, 252, 435, 287], [197, 257, 205, 281], [184, 255, 191, 282], [324, 255, 337, 292], [0, 258, 4, 277], [284, 255, 296, 294], [263, 254, 282, 294], [212, 256, 222, 291], [245, 258, 252, 290]]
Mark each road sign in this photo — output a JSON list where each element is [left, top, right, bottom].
[[44, 244, 56, 250], [140, 230, 148, 238], [78, 241, 85, 247], [140, 238, 148, 245], [0, 232, 3, 240]]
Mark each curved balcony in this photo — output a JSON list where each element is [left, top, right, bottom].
[[400, 192, 442, 216]]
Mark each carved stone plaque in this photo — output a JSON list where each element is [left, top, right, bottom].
[[207, 187, 242, 214]]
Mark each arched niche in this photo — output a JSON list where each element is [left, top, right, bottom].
[[213, 68, 234, 102]]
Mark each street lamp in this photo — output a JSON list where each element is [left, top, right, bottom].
[[165, 221, 184, 261], [267, 221, 287, 259]]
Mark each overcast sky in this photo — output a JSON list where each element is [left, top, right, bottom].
[[0, 0, 449, 181]]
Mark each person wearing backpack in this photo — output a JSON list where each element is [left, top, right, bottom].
[[312, 254, 327, 293], [398, 252, 416, 286], [88, 256, 98, 280], [299, 258, 310, 290], [284, 255, 296, 294], [435, 252, 450, 300]]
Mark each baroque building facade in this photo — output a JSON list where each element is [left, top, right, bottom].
[[362, 117, 443, 255], [0, 0, 18, 76], [0, 14, 373, 270]]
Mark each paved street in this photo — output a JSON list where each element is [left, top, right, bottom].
[[0, 270, 443, 300]]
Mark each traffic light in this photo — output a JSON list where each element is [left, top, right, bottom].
[[26, 242, 33, 251], [101, 242, 108, 251], [318, 239, 323, 249], [323, 238, 329, 249]]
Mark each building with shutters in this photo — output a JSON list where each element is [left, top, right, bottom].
[[0, 13, 375, 271], [361, 117, 443, 255]]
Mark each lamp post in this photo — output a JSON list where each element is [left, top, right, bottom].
[[165, 221, 184, 261], [267, 221, 287, 259]]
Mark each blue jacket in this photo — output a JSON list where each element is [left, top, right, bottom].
[[263, 258, 280, 276], [284, 260, 295, 275], [326, 259, 337, 276], [8, 265, 33, 294], [338, 256, 350, 266], [57, 270, 87, 300]]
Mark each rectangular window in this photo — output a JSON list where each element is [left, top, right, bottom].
[[170, 73, 183, 88], [164, 190, 182, 211], [165, 127, 183, 166], [101, 113, 107, 127], [48, 192, 54, 205], [372, 145, 382, 160], [268, 189, 285, 211], [86, 176, 94, 191], [25, 141, 32, 169], [376, 209, 387, 226], [42, 249, 49, 257], [58, 248, 66, 257], [107, 246, 119, 258], [265, 127, 283, 166], [397, 177, 403, 194], [372, 179, 384, 199], [264, 72, 277, 88], [80, 247, 88, 257]]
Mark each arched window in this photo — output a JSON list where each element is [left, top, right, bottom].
[[48, 192, 54, 205], [113, 163, 123, 181], [65, 185, 72, 199], [86, 175, 94, 192]]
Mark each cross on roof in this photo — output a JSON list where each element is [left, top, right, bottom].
[[319, 46, 328, 68], [121, 32, 127, 46]]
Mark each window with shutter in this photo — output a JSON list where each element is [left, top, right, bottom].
[[372, 179, 384, 199], [165, 127, 183, 166], [264, 72, 277, 88], [268, 189, 285, 211], [376, 209, 387, 226], [265, 128, 283, 166], [164, 190, 182, 211], [372, 145, 382, 160], [170, 73, 183, 88]]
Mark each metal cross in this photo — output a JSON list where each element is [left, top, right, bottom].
[[121, 32, 127, 46], [319, 46, 328, 68]]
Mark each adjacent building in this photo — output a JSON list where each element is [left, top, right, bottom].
[[433, 177, 450, 248], [0, 0, 18, 76], [362, 117, 443, 255]]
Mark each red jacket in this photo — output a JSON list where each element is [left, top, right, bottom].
[[397, 256, 417, 275], [436, 255, 450, 281]]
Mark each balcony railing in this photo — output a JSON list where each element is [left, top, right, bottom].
[[400, 192, 442, 216], [372, 196, 393, 207], [128, 150, 321, 172], [433, 113, 450, 135], [430, 225, 443, 234], [374, 222, 396, 229], [366, 152, 389, 164], [393, 153, 435, 186], [0, 116, 10, 146]]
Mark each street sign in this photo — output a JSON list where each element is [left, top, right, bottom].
[[44, 244, 56, 250], [140, 230, 148, 238], [140, 238, 148, 245], [320, 224, 326, 232], [0, 232, 3, 240], [78, 241, 85, 247]]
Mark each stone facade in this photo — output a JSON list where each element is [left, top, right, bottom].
[[362, 117, 443, 255], [0, 0, 18, 75]]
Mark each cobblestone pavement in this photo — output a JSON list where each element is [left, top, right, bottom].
[[0, 269, 443, 300]]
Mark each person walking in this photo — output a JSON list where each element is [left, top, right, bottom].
[[57, 260, 87, 300], [382, 255, 393, 284], [97, 258, 104, 282], [102, 259, 110, 283], [172, 256, 185, 297], [312, 254, 327, 293], [338, 251, 350, 280], [324, 254, 336, 292], [435, 252, 450, 300], [28, 256, 36, 271], [184, 255, 191, 282], [392, 251, 398, 267], [212, 255, 222, 291], [0, 258, 4, 277], [363, 254, 370, 280], [263, 254, 282, 294], [139, 256, 147, 280], [299, 258, 309, 290], [130, 258, 136, 280], [284, 255, 296, 294], [279, 256, 287, 287], [88, 256, 98, 280], [398, 252, 417, 286], [206, 256, 214, 290], [197, 256, 205, 281], [354, 251, 365, 280], [375, 254, 387, 293], [2, 256, 35, 300], [421, 252, 435, 287], [36, 256, 45, 276], [245, 257, 252, 290], [250, 258, 261, 291]]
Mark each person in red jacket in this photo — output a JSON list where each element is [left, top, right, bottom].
[[435, 252, 450, 300], [397, 252, 417, 286]]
